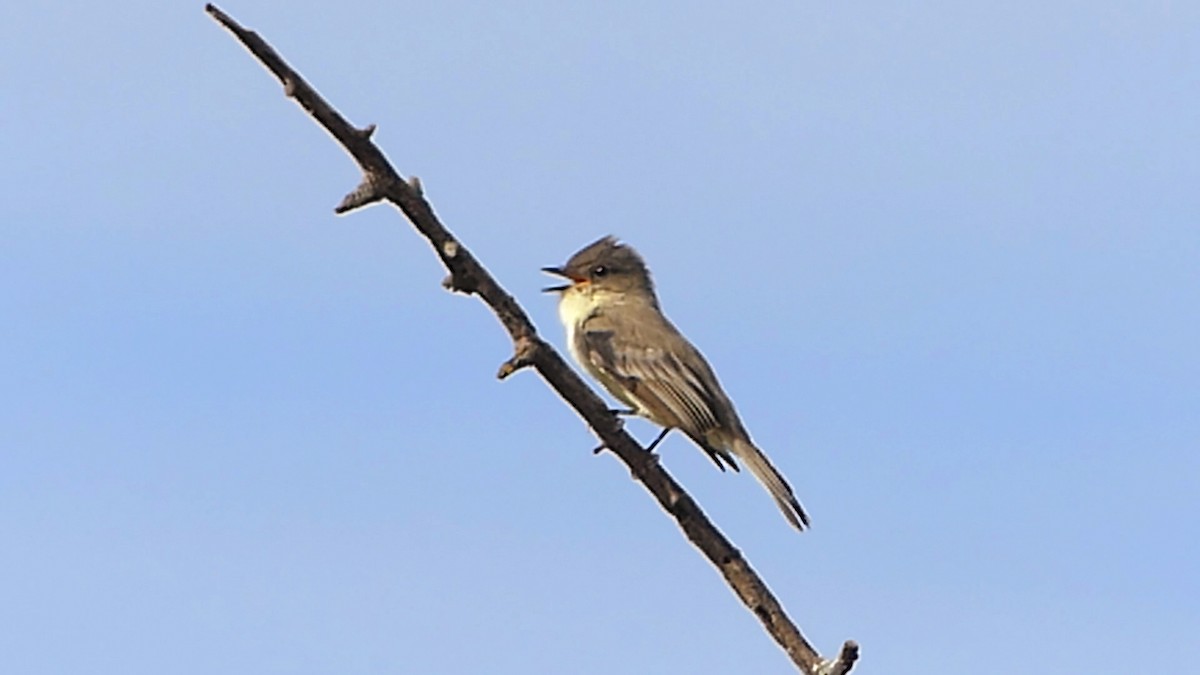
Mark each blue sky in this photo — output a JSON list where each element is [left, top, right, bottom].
[[2, 2, 1197, 673]]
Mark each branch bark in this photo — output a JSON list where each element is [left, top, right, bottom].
[[205, 5, 858, 673]]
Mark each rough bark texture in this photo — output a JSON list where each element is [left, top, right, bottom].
[[206, 5, 858, 673]]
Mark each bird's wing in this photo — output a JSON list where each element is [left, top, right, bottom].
[[580, 321, 739, 471], [578, 313, 723, 439]]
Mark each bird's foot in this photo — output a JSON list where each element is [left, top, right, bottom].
[[591, 411, 630, 454]]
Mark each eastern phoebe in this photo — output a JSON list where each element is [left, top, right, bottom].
[[543, 236, 810, 531]]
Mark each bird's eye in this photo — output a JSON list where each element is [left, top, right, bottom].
[[592, 265, 608, 277]]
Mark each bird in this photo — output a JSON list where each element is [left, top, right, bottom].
[[542, 236, 810, 531]]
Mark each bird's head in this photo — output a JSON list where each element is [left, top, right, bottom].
[[542, 236, 656, 300]]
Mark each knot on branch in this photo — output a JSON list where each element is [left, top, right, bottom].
[[336, 174, 390, 214], [753, 604, 773, 628], [442, 270, 479, 296], [637, 448, 663, 477], [497, 336, 541, 379], [815, 640, 860, 675], [718, 549, 742, 567], [438, 239, 481, 295]]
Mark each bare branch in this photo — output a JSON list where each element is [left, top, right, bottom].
[[206, 5, 857, 672]]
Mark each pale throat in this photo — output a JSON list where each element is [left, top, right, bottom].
[[556, 285, 623, 370], [556, 284, 632, 326], [555, 285, 596, 329]]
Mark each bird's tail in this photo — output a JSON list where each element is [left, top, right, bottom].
[[731, 438, 810, 531]]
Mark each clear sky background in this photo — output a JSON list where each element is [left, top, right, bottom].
[[2, 2, 1196, 673]]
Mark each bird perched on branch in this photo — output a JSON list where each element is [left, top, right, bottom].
[[543, 236, 810, 531]]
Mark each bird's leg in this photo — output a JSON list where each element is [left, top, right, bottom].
[[644, 428, 671, 454], [609, 408, 637, 416], [591, 412, 668, 460], [631, 428, 670, 472]]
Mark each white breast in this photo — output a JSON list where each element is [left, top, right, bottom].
[[556, 286, 596, 369]]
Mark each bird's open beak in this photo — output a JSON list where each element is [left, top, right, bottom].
[[541, 266, 570, 293], [541, 266, 577, 293]]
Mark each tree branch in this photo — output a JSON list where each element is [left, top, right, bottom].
[[205, 5, 858, 673]]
